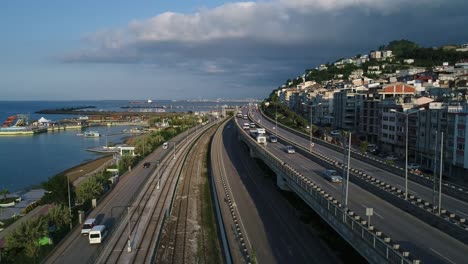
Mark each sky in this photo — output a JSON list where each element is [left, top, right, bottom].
[[1, 0, 468, 101]]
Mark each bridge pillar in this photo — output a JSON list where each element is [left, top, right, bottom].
[[276, 173, 291, 191], [249, 146, 257, 158]]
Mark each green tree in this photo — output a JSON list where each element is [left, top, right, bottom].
[[47, 205, 71, 229], [0, 188, 10, 199], [6, 216, 48, 259], [41, 174, 72, 206], [76, 176, 103, 203], [360, 141, 369, 154]]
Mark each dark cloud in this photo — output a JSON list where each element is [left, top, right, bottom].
[[61, 0, 468, 98]]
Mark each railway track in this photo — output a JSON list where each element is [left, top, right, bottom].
[[97, 123, 214, 263], [155, 124, 219, 263]]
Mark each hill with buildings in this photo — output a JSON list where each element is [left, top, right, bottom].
[[267, 40, 468, 181]]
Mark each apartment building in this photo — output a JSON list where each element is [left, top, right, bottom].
[[360, 92, 380, 144], [333, 88, 364, 130], [447, 103, 468, 180]]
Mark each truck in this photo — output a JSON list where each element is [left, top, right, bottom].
[[250, 128, 267, 144], [237, 111, 243, 118]]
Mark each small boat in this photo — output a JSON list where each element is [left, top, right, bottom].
[[83, 131, 100, 138]]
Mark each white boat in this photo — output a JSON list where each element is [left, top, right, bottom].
[[83, 131, 100, 138]]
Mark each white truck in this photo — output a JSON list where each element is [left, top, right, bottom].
[[237, 111, 243, 118], [250, 128, 267, 144]]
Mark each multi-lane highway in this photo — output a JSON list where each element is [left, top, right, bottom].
[[250, 108, 468, 220], [236, 110, 468, 264], [214, 119, 343, 263]]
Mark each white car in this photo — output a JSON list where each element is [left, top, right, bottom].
[[407, 163, 420, 170], [285, 145, 295, 154], [330, 130, 341, 136], [81, 218, 97, 235]]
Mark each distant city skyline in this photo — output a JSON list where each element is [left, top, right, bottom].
[[1, 0, 468, 100]]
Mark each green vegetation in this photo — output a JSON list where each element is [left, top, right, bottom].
[[262, 101, 308, 130], [200, 148, 222, 263], [76, 175, 105, 203], [384, 39, 467, 67], [305, 64, 359, 84], [3, 205, 71, 264]]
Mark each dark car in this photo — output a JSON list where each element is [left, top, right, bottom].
[[143, 162, 150, 168]]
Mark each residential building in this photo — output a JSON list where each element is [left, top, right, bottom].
[[447, 102, 468, 181], [360, 91, 381, 143], [333, 88, 364, 131], [370, 51, 382, 60]]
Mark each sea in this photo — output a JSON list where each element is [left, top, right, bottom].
[[0, 100, 244, 192]]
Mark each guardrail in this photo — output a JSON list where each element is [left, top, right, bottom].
[[257, 108, 468, 203], [252, 110, 468, 244], [235, 119, 419, 264]]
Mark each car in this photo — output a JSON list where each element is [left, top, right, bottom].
[[250, 122, 256, 128], [269, 135, 278, 143], [285, 145, 295, 154], [407, 163, 420, 170], [143, 162, 150, 168], [81, 218, 97, 235], [330, 130, 341, 136], [385, 155, 398, 161], [322, 170, 343, 183]]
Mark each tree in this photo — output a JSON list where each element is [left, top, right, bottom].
[[47, 205, 71, 229], [76, 176, 103, 203], [6, 216, 48, 259], [41, 174, 72, 206], [360, 141, 369, 154], [0, 188, 10, 199]]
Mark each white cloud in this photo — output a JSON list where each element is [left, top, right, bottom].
[[61, 0, 468, 98]]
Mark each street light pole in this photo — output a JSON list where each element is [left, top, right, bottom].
[[405, 113, 409, 200], [275, 102, 278, 137], [438, 132, 444, 215], [67, 174, 72, 230], [391, 108, 423, 200]]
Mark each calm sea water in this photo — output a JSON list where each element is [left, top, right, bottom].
[[0, 100, 244, 192]]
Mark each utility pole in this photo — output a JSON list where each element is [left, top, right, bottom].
[[433, 130, 438, 212], [438, 132, 444, 215]]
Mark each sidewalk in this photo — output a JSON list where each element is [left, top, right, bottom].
[[0, 189, 46, 220]]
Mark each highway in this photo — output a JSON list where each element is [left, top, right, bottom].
[[249, 109, 468, 221], [214, 119, 342, 263], [235, 113, 468, 264]]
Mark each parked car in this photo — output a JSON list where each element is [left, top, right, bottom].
[[269, 135, 278, 143], [81, 218, 97, 235], [385, 155, 398, 161], [407, 163, 420, 170], [322, 170, 343, 183], [143, 162, 151, 168], [330, 130, 341, 136], [285, 145, 295, 154]]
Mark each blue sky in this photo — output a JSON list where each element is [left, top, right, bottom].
[[1, 0, 468, 100]]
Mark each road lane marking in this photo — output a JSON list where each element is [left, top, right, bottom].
[[323, 180, 338, 189], [396, 184, 418, 195], [456, 210, 468, 218], [430, 248, 456, 264], [360, 204, 384, 219]]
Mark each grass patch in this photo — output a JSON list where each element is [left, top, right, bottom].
[[199, 144, 222, 263]]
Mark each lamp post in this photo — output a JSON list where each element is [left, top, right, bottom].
[[302, 102, 321, 152], [391, 108, 424, 200], [275, 102, 278, 137], [66, 169, 83, 230]]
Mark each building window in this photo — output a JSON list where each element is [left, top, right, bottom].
[[389, 117, 395, 122], [457, 144, 465, 151], [383, 133, 388, 138], [458, 129, 465, 137], [389, 126, 395, 131], [459, 115, 466, 124], [383, 125, 388, 129], [383, 116, 389, 121]]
